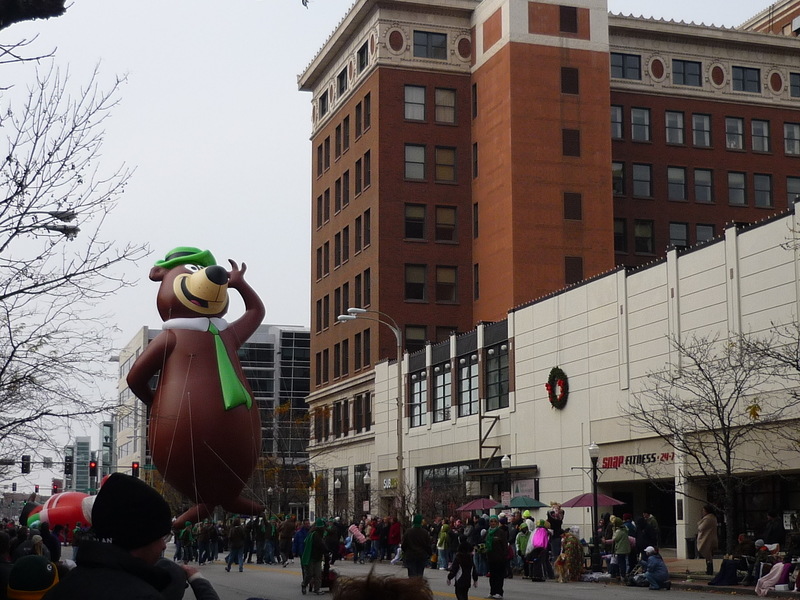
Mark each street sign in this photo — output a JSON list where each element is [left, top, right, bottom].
[[143, 464, 156, 470]]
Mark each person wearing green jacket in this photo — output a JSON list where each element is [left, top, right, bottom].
[[301, 519, 328, 595], [514, 523, 531, 578], [609, 516, 631, 579]]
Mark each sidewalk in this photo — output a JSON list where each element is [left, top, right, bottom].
[[660, 550, 794, 597]]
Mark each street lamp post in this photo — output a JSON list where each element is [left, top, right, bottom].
[[337, 308, 405, 523], [267, 486, 273, 517], [500, 454, 511, 501], [334, 477, 342, 519], [588, 442, 602, 572]]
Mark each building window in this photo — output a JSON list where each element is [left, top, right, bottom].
[[694, 169, 713, 203], [564, 256, 583, 285], [669, 222, 689, 248], [343, 116, 350, 151], [610, 52, 641, 80], [333, 343, 341, 380], [432, 365, 451, 423], [334, 233, 342, 268], [614, 218, 627, 253], [471, 83, 478, 118], [342, 170, 350, 207], [315, 247, 323, 280], [665, 111, 684, 144], [322, 348, 329, 383], [632, 163, 651, 197], [409, 373, 427, 428], [405, 85, 426, 121], [435, 88, 456, 123], [355, 159, 362, 195], [485, 344, 509, 411], [354, 274, 362, 310], [725, 117, 744, 150], [458, 356, 478, 417], [363, 327, 371, 365], [473, 263, 479, 300], [355, 102, 362, 137], [751, 120, 770, 152], [335, 125, 342, 160], [732, 66, 760, 93], [315, 298, 322, 332], [435, 146, 456, 181], [692, 114, 711, 147], [342, 227, 349, 263], [323, 242, 330, 276], [787, 176, 800, 202], [696, 224, 715, 243], [406, 325, 427, 354], [563, 192, 582, 220], [560, 5, 578, 33], [337, 68, 348, 96], [631, 108, 650, 142], [673, 59, 702, 86], [363, 267, 371, 305], [785, 123, 800, 155], [405, 204, 426, 239], [319, 91, 328, 117], [405, 264, 426, 301], [562, 129, 581, 156], [363, 209, 371, 247], [363, 93, 371, 130], [611, 105, 623, 139], [728, 172, 746, 205], [667, 167, 687, 201], [472, 203, 479, 238], [354, 392, 371, 432], [612, 162, 625, 195], [436, 266, 457, 303], [754, 174, 772, 208], [561, 67, 579, 94], [405, 144, 426, 180], [354, 332, 362, 370], [357, 42, 369, 73], [334, 178, 342, 213], [435, 206, 456, 241], [324, 137, 330, 170], [791, 73, 800, 98], [363, 150, 371, 188], [634, 220, 654, 254], [316, 195, 323, 228], [413, 30, 447, 60], [354, 215, 362, 252], [323, 188, 330, 222], [472, 142, 478, 178], [316, 144, 323, 177], [322, 294, 330, 329]]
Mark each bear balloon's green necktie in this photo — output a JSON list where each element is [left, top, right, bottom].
[[208, 322, 252, 410]]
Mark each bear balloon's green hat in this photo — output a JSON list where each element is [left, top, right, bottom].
[[154, 247, 217, 270]]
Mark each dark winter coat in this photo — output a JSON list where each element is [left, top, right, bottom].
[[448, 551, 478, 588], [42, 541, 171, 600], [401, 526, 432, 561]]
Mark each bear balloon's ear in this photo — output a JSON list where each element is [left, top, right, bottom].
[[149, 266, 168, 282]]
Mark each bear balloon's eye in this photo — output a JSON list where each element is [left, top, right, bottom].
[[186, 264, 201, 272]]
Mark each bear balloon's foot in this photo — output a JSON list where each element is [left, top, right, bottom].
[[222, 496, 265, 517], [176, 503, 216, 526]]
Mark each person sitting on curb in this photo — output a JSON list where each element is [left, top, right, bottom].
[[639, 546, 670, 591]]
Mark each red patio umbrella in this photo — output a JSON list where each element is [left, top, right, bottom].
[[456, 497, 499, 511], [560, 492, 625, 508]]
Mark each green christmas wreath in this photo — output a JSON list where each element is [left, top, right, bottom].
[[545, 366, 568, 409]]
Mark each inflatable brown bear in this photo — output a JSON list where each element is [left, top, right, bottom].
[[126, 247, 266, 524]]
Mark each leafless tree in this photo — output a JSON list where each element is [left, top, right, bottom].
[[0, 65, 148, 464], [620, 332, 800, 553], [0, 0, 65, 32]]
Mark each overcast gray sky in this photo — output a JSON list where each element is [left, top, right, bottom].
[[0, 0, 773, 479]]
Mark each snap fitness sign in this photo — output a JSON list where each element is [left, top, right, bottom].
[[601, 452, 675, 469]]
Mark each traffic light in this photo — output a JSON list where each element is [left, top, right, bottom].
[[88, 460, 97, 477], [52, 483, 58, 495], [21, 455, 31, 474], [131, 461, 140, 478], [64, 455, 73, 476], [34, 485, 39, 494]]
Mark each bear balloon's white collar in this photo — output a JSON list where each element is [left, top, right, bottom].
[[162, 317, 229, 332]]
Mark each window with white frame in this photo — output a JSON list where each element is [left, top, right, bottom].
[[432, 364, 451, 423], [405, 85, 425, 121], [409, 371, 427, 428], [457, 355, 478, 417], [485, 344, 509, 411]]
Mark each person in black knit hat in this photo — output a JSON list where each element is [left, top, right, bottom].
[[42, 473, 217, 600]]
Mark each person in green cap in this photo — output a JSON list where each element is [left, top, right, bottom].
[[400, 515, 431, 578], [301, 519, 328, 595]]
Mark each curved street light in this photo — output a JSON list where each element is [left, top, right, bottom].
[[337, 307, 405, 523]]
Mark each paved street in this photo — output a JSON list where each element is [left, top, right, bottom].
[[179, 553, 775, 600]]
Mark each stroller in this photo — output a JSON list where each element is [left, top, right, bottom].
[[526, 547, 554, 581], [625, 561, 648, 587]]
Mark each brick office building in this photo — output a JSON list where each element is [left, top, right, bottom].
[[299, 0, 800, 517]]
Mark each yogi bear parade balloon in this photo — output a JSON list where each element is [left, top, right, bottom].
[[126, 247, 266, 524]]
